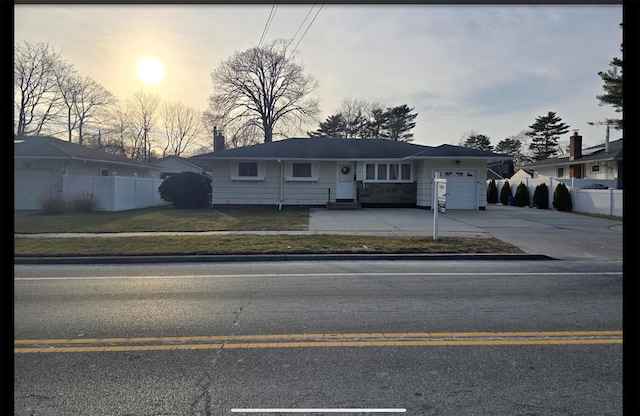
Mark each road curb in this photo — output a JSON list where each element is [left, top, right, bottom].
[[14, 253, 556, 264]]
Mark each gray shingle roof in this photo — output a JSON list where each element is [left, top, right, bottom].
[[522, 138, 623, 168], [14, 136, 155, 169], [411, 144, 512, 159], [193, 137, 512, 161]]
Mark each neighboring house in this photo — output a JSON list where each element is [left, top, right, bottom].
[[509, 168, 535, 181], [151, 155, 213, 179], [14, 135, 160, 210], [191, 137, 512, 210], [487, 160, 515, 180], [520, 132, 623, 189]]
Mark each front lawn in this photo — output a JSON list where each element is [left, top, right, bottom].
[[14, 205, 309, 233]]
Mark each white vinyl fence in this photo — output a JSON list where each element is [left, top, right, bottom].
[[489, 178, 623, 217], [63, 174, 168, 212]]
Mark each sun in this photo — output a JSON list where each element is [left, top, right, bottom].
[[136, 56, 165, 85]]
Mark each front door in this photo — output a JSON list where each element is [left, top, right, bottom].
[[336, 163, 355, 201]]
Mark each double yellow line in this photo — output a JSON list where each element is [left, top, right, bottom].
[[15, 331, 622, 354]]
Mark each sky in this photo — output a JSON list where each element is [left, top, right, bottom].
[[14, 3, 623, 151]]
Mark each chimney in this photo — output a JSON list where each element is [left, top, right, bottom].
[[213, 126, 226, 152], [569, 130, 582, 160]]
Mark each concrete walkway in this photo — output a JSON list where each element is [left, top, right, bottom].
[[308, 206, 623, 261]]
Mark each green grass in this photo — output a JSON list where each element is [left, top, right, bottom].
[[13, 205, 524, 256]]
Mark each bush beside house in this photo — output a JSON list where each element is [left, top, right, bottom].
[[553, 183, 572, 211], [158, 172, 211, 208], [514, 182, 530, 207], [487, 179, 499, 204], [39, 191, 100, 214], [499, 180, 512, 206], [532, 183, 549, 209]]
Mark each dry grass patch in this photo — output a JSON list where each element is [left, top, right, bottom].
[[14, 235, 523, 257], [14, 206, 309, 233]]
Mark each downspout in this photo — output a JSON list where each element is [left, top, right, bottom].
[[278, 160, 283, 210], [210, 170, 214, 208]]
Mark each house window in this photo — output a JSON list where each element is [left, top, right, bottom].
[[364, 163, 412, 182], [238, 162, 258, 177], [285, 161, 318, 181], [100, 169, 109, 176], [592, 165, 600, 172], [377, 164, 387, 180], [292, 163, 312, 178], [557, 167, 564, 178], [389, 164, 399, 180], [401, 164, 411, 180], [231, 161, 265, 180], [365, 164, 376, 180]]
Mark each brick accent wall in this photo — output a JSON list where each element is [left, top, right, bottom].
[[356, 181, 417, 205]]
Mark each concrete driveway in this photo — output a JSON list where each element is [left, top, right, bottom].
[[309, 205, 623, 261]]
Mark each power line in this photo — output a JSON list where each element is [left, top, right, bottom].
[[258, 1, 278, 48], [290, 2, 323, 55], [287, 3, 317, 49]]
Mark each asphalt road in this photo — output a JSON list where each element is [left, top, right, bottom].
[[14, 260, 623, 415]]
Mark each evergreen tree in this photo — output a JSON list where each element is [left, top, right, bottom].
[[553, 183, 572, 211], [364, 107, 388, 139], [308, 113, 346, 138], [526, 111, 570, 160], [532, 183, 549, 209], [495, 137, 520, 155], [514, 182, 530, 207], [597, 56, 623, 130], [382, 104, 417, 142], [461, 133, 493, 151], [487, 179, 499, 204], [308, 102, 418, 141], [499, 180, 512, 206]]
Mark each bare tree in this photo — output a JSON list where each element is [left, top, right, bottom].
[[55, 65, 80, 143], [126, 90, 161, 162], [202, 109, 263, 149], [14, 41, 67, 137], [337, 97, 371, 138], [99, 104, 136, 158], [73, 77, 117, 145], [57, 66, 118, 145], [209, 38, 320, 143], [161, 101, 206, 157], [56, 64, 81, 142]]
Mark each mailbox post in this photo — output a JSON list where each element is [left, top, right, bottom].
[[433, 177, 447, 240]]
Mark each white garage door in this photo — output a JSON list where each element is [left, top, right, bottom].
[[433, 169, 478, 209], [14, 168, 54, 210]]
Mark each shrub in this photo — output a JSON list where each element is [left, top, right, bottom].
[[67, 191, 100, 212], [158, 172, 211, 208], [487, 179, 499, 204], [553, 183, 572, 211], [514, 182, 530, 207], [532, 183, 549, 209], [499, 180, 512, 205], [39, 195, 67, 214]]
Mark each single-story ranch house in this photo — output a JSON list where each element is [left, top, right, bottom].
[[191, 137, 513, 210], [14, 136, 160, 211], [519, 132, 623, 189], [151, 155, 213, 179]]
